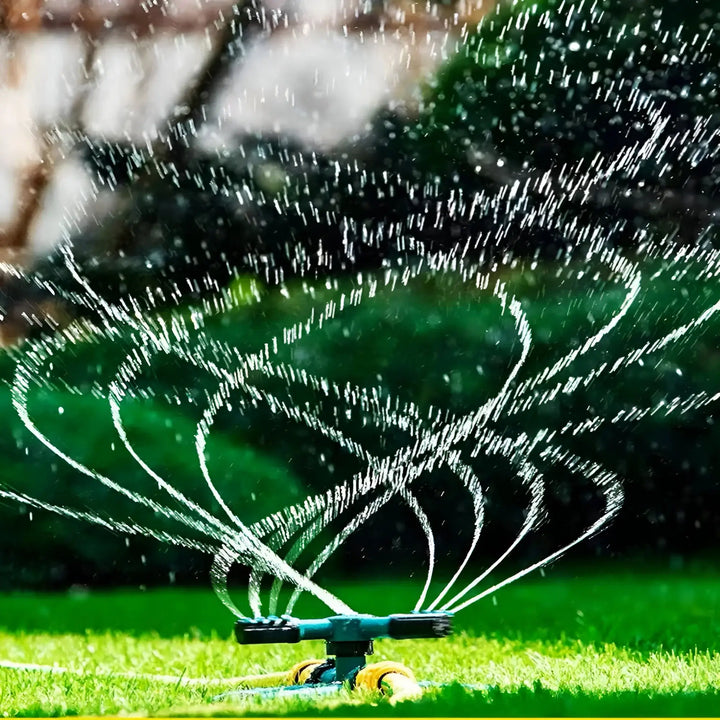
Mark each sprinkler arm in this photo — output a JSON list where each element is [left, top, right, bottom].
[[235, 612, 452, 645], [235, 612, 453, 683]]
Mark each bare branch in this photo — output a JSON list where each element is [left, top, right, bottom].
[[0, 0, 43, 32], [0, 0, 497, 37], [2, 1, 235, 36], [0, 160, 51, 249]]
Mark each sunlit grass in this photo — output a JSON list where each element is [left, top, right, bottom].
[[2, 564, 720, 716]]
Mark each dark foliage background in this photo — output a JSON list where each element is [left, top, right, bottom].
[[1, 0, 720, 592]]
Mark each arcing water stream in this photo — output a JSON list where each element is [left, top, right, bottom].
[[3, 233, 720, 618], [1, 0, 720, 621]]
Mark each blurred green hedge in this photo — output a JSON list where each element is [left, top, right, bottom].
[[2, 258, 720, 589], [2, 0, 720, 589]]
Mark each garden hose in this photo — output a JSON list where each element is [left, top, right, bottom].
[[355, 660, 423, 701], [227, 670, 291, 689]]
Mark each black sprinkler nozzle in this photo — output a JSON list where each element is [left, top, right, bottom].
[[388, 612, 452, 639], [234, 616, 301, 644]]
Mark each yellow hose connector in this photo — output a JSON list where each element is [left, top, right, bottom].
[[355, 661, 423, 702], [286, 658, 327, 686]]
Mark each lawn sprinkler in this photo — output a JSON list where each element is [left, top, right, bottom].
[[223, 612, 453, 701]]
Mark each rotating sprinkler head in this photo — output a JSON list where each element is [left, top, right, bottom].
[[235, 612, 453, 685]]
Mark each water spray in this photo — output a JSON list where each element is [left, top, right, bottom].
[[227, 611, 453, 699]]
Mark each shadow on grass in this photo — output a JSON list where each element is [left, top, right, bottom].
[[0, 588, 233, 639], [154, 684, 720, 718], [453, 565, 720, 654], [390, 684, 720, 718]]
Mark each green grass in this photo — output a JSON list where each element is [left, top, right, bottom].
[[2, 564, 720, 716]]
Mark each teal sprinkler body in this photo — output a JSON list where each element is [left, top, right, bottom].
[[235, 612, 453, 684]]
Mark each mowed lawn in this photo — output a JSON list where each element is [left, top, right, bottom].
[[2, 564, 720, 716]]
